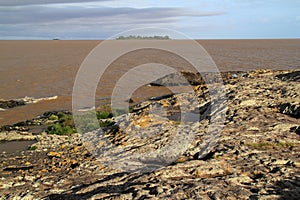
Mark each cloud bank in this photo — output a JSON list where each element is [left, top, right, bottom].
[[0, 1, 224, 39], [0, 0, 111, 6]]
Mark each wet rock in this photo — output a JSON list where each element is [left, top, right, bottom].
[[0, 99, 26, 109]]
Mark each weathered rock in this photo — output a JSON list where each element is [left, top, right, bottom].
[[47, 152, 62, 158], [228, 175, 253, 185], [0, 69, 299, 199], [0, 131, 36, 141], [150, 71, 204, 86]]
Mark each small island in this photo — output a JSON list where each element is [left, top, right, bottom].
[[116, 35, 171, 40]]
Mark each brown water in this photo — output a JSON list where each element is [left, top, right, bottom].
[[0, 39, 300, 125], [0, 140, 36, 153]]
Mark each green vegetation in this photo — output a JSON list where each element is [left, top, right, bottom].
[[248, 141, 296, 149], [48, 114, 59, 121], [45, 111, 116, 135], [116, 35, 170, 40], [46, 112, 76, 135], [99, 119, 115, 127], [96, 111, 113, 119], [46, 124, 75, 135], [173, 120, 181, 125], [28, 146, 37, 151]]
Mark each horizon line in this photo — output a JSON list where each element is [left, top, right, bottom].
[[1, 37, 300, 41]]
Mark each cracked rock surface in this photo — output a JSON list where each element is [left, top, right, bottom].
[[0, 70, 299, 199]]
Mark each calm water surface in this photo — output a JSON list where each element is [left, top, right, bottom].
[[1, 39, 300, 125]]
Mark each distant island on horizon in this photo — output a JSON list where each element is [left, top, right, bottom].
[[115, 35, 171, 40]]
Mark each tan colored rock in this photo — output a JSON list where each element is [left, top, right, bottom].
[[72, 145, 83, 153], [47, 152, 62, 158], [240, 99, 257, 107], [272, 123, 297, 132], [24, 175, 35, 182], [272, 159, 289, 165], [194, 161, 233, 178], [228, 175, 253, 185], [25, 161, 31, 165], [294, 162, 300, 168]]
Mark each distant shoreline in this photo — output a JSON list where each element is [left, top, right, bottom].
[[1, 38, 300, 41]]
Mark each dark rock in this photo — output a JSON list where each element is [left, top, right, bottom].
[[148, 93, 175, 101], [4, 165, 34, 172], [278, 102, 300, 118], [290, 126, 300, 135], [194, 150, 215, 161], [276, 71, 300, 82], [126, 98, 134, 103], [0, 99, 26, 109]]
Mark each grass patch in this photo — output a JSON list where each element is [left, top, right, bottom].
[[28, 145, 37, 151], [277, 142, 296, 148], [248, 141, 296, 149], [46, 111, 116, 135]]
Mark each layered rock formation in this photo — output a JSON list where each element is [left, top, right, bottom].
[[0, 70, 299, 199]]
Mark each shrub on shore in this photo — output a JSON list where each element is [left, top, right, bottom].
[[46, 123, 75, 135], [46, 111, 115, 135]]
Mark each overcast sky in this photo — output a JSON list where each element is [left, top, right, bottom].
[[0, 0, 299, 39]]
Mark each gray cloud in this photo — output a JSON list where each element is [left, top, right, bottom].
[[0, 0, 111, 6], [0, 5, 223, 25], [0, 2, 224, 39]]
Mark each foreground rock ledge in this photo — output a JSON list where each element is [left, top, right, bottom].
[[0, 69, 299, 199]]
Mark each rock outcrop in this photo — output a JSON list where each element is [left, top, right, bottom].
[[0, 69, 299, 199], [0, 99, 26, 110], [0, 96, 58, 111]]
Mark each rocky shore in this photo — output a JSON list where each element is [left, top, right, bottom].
[[0, 96, 58, 111], [0, 69, 299, 199]]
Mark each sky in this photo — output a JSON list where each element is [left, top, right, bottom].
[[0, 0, 299, 39]]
